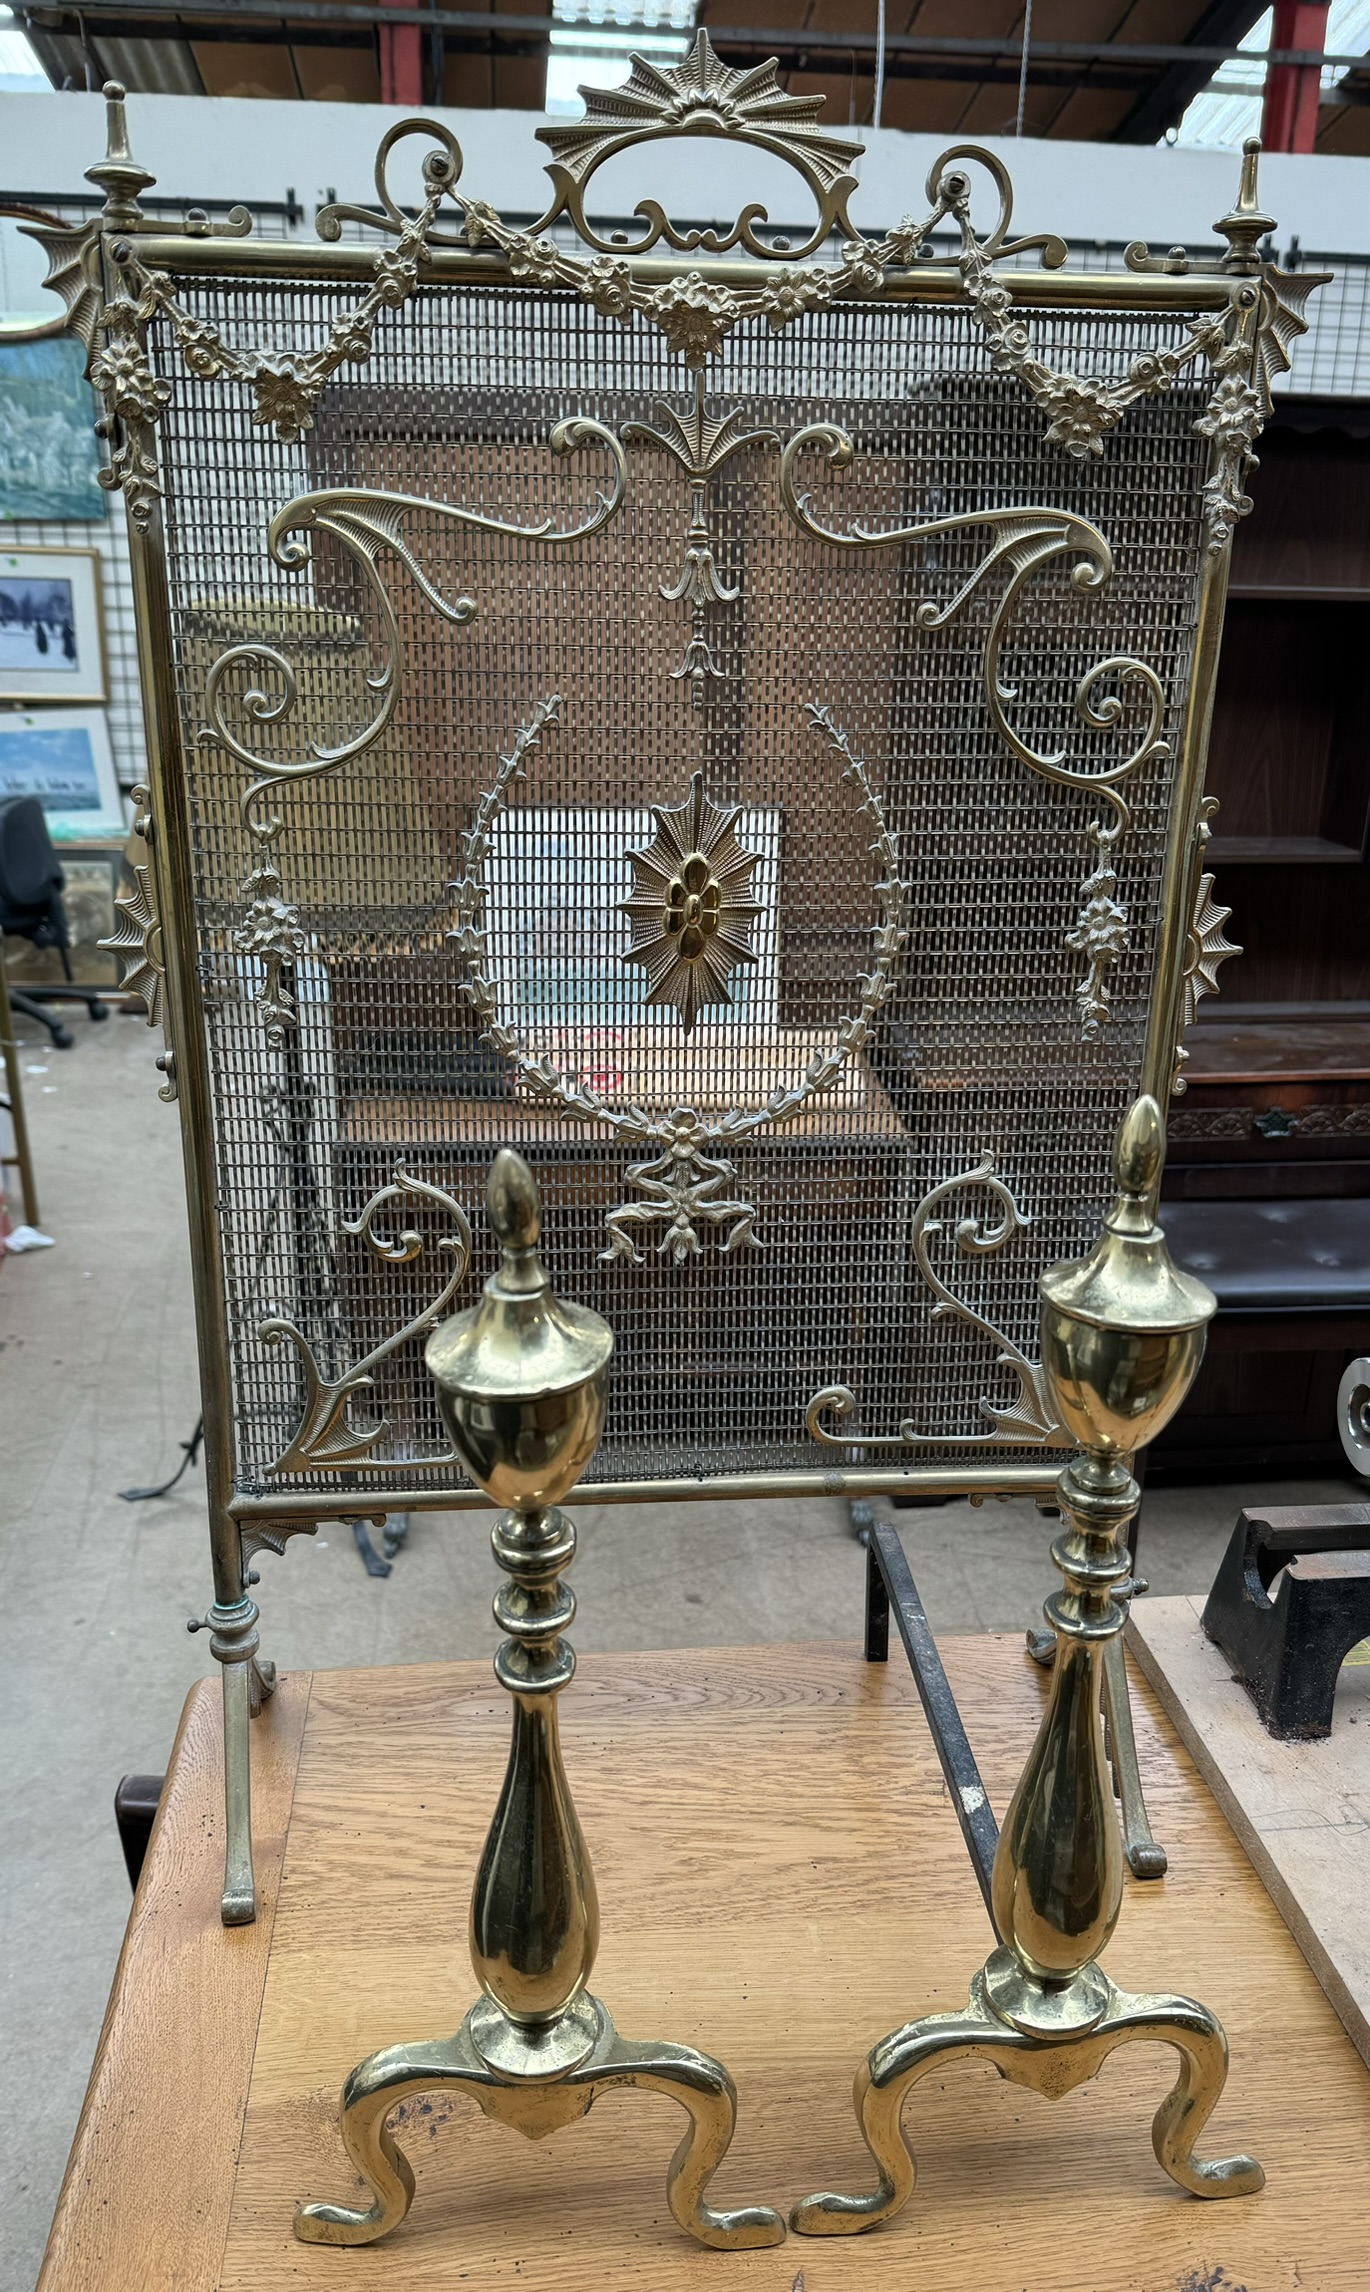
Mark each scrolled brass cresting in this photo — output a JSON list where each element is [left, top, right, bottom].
[[295, 1150, 785, 2252], [792, 1097, 1264, 2236]]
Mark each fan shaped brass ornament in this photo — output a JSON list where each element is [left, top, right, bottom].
[[533, 28, 865, 258], [101, 860, 164, 1027], [621, 771, 763, 1033], [1181, 871, 1241, 1029]]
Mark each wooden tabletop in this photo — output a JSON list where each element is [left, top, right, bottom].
[[1183, 1018, 1370, 1085], [38, 1636, 1370, 2292]]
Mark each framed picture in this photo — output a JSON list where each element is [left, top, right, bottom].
[[2, 839, 131, 992], [483, 805, 781, 1055], [0, 338, 106, 523], [0, 547, 106, 703], [0, 707, 125, 839]]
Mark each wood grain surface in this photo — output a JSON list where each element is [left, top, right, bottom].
[[36, 1668, 312, 2292], [1128, 1592, 1370, 2073], [38, 1639, 1370, 2292]]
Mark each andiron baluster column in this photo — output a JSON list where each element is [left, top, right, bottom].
[[793, 1097, 1264, 2237], [295, 1148, 785, 2253]]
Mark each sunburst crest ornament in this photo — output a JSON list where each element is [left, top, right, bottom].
[[533, 29, 864, 258], [538, 31, 864, 191], [622, 772, 763, 1034]]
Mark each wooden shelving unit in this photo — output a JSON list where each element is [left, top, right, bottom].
[[1155, 406, 1370, 1474], [1174, 408, 1370, 1111]]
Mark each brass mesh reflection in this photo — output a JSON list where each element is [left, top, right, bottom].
[[149, 281, 1210, 1495]]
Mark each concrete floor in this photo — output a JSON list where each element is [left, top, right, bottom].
[[1, 1005, 1359, 2290]]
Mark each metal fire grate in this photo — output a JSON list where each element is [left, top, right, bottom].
[[30, 47, 1322, 1514]]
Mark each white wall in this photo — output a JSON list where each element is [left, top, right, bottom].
[[2, 85, 1369, 287], [2, 86, 1364, 787]]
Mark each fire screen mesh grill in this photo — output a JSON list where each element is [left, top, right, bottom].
[[145, 277, 1216, 1494]]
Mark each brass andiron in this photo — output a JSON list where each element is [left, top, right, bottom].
[[793, 1097, 1265, 2237], [295, 1149, 785, 2252]]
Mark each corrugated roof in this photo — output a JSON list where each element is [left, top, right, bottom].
[[7, 0, 1368, 148]]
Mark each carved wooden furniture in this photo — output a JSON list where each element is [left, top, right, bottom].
[[1155, 410, 1370, 1472], [13, 69, 1323, 1925], [1151, 1197, 1370, 1474]]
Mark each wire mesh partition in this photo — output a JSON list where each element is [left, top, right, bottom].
[[151, 283, 1215, 1494]]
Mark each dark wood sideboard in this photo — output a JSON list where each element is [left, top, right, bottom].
[[1154, 403, 1370, 1476]]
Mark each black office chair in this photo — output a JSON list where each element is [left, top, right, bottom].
[[0, 795, 111, 1050]]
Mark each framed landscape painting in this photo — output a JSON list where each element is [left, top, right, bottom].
[[2, 842, 130, 991], [0, 707, 125, 838], [0, 338, 106, 523], [0, 547, 106, 703]]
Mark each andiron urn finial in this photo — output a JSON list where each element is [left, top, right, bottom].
[[295, 1149, 785, 2254]]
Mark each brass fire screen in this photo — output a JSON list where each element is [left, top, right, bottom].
[[27, 55, 1319, 1513], [17, 57, 1323, 1920]]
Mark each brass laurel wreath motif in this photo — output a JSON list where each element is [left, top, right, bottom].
[[807, 1157, 1066, 1453], [261, 1165, 473, 1474], [448, 698, 909, 1267]]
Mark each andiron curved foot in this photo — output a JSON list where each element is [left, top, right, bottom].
[[791, 1955, 1263, 2236], [295, 1995, 784, 2250]]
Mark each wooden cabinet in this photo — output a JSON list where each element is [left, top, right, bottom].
[[1168, 410, 1370, 1161], [1155, 408, 1370, 1474], [1204, 598, 1370, 866]]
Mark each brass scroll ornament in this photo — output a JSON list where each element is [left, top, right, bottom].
[[807, 1155, 1065, 1454], [261, 1166, 472, 1475], [198, 425, 625, 1047], [781, 447, 1167, 1040]]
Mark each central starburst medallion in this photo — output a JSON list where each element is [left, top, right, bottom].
[[622, 772, 763, 1034]]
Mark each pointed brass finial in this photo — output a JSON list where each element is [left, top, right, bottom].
[[425, 1148, 612, 1503], [1039, 1095, 1215, 1456], [484, 1144, 548, 1295], [86, 80, 156, 226], [1212, 137, 1275, 273], [488, 1142, 540, 1244]]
